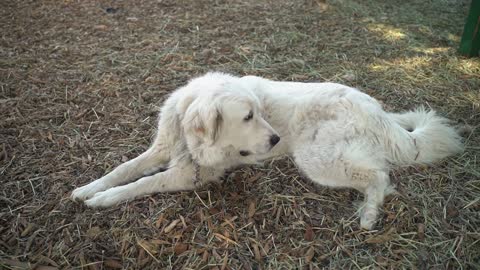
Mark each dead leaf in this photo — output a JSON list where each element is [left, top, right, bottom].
[[174, 243, 189, 255], [247, 173, 262, 183], [238, 46, 252, 53], [207, 217, 214, 230], [201, 250, 209, 262], [209, 207, 220, 215], [137, 239, 158, 255], [21, 223, 35, 237], [86, 226, 101, 239], [365, 227, 396, 244], [248, 200, 256, 218], [375, 255, 388, 266], [104, 259, 123, 269], [155, 213, 165, 228], [228, 192, 240, 200], [36, 255, 58, 267], [263, 240, 272, 255], [386, 212, 396, 222], [417, 223, 425, 241], [304, 224, 314, 241], [214, 233, 239, 246], [305, 246, 315, 263], [47, 132, 53, 142], [252, 243, 262, 262], [88, 263, 99, 270], [179, 215, 187, 228], [221, 252, 228, 270], [212, 249, 222, 261], [79, 252, 86, 268], [0, 260, 30, 268], [164, 219, 180, 233], [446, 205, 459, 218], [150, 239, 170, 245], [93, 25, 108, 31], [144, 76, 156, 83]]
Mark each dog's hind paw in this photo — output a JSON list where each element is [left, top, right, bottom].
[[360, 207, 378, 230]]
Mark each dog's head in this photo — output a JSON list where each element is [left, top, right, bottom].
[[178, 74, 280, 167]]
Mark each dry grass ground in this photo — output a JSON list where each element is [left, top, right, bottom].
[[1, 0, 479, 269]]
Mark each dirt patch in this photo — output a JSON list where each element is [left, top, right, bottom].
[[1, 0, 479, 268]]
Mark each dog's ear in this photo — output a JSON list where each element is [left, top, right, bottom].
[[181, 96, 222, 145]]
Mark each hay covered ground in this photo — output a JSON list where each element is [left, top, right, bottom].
[[1, 0, 479, 268]]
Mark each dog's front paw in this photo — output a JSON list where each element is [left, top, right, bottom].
[[71, 181, 107, 201], [84, 187, 130, 208]]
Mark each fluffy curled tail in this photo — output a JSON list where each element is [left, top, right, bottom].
[[384, 107, 464, 165]]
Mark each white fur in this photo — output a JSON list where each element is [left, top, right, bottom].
[[72, 72, 463, 229]]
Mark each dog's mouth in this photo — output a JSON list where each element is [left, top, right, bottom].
[[239, 147, 270, 157], [239, 135, 280, 157]]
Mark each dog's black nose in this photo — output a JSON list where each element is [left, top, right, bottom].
[[269, 134, 280, 146]]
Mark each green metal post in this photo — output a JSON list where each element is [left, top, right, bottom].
[[459, 0, 480, 57]]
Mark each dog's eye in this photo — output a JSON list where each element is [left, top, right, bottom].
[[244, 111, 253, 121]]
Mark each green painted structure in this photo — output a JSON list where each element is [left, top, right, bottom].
[[459, 0, 480, 57]]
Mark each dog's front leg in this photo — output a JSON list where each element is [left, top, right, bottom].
[[83, 164, 223, 208], [71, 147, 168, 201]]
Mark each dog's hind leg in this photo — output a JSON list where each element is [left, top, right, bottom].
[[358, 171, 391, 229], [84, 162, 223, 208], [71, 134, 172, 202], [340, 142, 393, 230], [293, 140, 392, 229]]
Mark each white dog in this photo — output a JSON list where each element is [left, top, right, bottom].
[[71, 72, 463, 229]]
